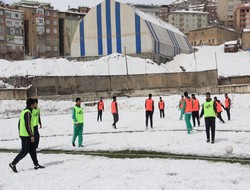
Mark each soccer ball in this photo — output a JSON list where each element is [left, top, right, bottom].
[[225, 145, 233, 155]]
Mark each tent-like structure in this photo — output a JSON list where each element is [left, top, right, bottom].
[[71, 0, 192, 58]]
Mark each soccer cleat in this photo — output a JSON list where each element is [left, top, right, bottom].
[[72, 142, 75, 147], [211, 141, 214, 144], [206, 139, 210, 143], [34, 164, 45, 170], [9, 163, 17, 173], [79, 145, 84, 147]]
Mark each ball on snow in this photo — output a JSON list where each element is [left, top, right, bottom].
[[225, 145, 233, 155]]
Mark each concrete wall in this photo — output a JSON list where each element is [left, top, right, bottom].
[[27, 70, 218, 98], [0, 89, 27, 100], [242, 32, 250, 51], [219, 76, 250, 85]]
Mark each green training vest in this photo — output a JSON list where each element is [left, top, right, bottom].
[[19, 109, 33, 137], [31, 108, 40, 128], [74, 106, 84, 124], [204, 100, 216, 118]]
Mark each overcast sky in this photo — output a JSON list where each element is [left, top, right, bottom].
[[3, 0, 176, 10]]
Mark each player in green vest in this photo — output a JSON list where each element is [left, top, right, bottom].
[[9, 98, 45, 173], [31, 99, 42, 148], [200, 92, 217, 144], [72, 97, 84, 147]]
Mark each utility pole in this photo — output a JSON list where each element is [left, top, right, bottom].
[[124, 46, 128, 75]]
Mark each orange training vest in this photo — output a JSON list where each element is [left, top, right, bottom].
[[159, 101, 165, 110], [185, 98, 193, 113], [111, 101, 117, 114], [225, 98, 230, 108], [216, 102, 222, 113], [98, 101, 104, 110], [146, 99, 154, 111], [192, 99, 199, 112]]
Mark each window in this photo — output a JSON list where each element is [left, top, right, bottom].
[[15, 29, 20, 35], [46, 28, 50, 33], [5, 12, 11, 18], [6, 20, 13, 26], [54, 46, 58, 51], [46, 20, 50, 25], [15, 13, 19, 18], [0, 10, 3, 15], [53, 28, 57, 34], [37, 27, 45, 35], [37, 18, 44, 25], [53, 20, 57, 25], [46, 11, 50, 16], [53, 12, 57, 17], [6, 28, 10, 34], [0, 18, 3, 24], [36, 9, 44, 15]]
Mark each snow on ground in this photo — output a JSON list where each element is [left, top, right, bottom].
[[0, 80, 15, 89], [0, 45, 250, 78], [164, 45, 250, 77], [1, 153, 250, 190], [1, 94, 250, 157], [1, 93, 250, 189]]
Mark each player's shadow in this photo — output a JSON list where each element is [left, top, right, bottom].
[[215, 138, 227, 143]]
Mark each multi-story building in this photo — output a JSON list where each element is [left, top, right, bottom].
[[187, 25, 239, 45], [217, 0, 244, 27], [0, 6, 24, 60], [132, 4, 170, 22], [14, 0, 59, 58], [168, 10, 208, 34], [234, 3, 250, 31], [188, 0, 218, 24], [59, 6, 89, 57]]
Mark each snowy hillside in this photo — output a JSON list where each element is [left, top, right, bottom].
[[0, 45, 249, 78]]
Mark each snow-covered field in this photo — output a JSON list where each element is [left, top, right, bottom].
[[1, 44, 250, 188], [0, 93, 250, 189], [0, 45, 250, 79]]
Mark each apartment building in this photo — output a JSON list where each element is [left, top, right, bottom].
[[132, 4, 170, 22], [59, 6, 89, 57], [235, 3, 250, 31], [0, 6, 24, 60], [168, 10, 208, 34], [187, 26, 239, 46], [217, 0, 244, 27], [14, 0, 59, 58]]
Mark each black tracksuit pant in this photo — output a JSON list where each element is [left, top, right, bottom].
[[217, 112, 225, 123], [225, 108, 230, 120], [205, 117, 216, 141], [12, 137, 38, 166], [33, 126, 40, 148], [192, 111, 200, 126], [112, 113, 119, 127], [160, 109, 165, 118], [146, 111, 153, 128], [97, 110, 103, 121]]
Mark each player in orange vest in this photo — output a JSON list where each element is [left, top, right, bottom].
[[145, 93, 154, 129], [181, 92, 193, 134], [97, 97, 104, 122], [158, 97, 165, 118], [111, 96, 119, 129], [178, 95, 184, 120], [214, 97, 225, 123], [191, 94, 200, 127], [224, 93, 231, 121]]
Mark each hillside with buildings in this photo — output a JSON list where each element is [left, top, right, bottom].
[[0, 0, 249, 61]]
